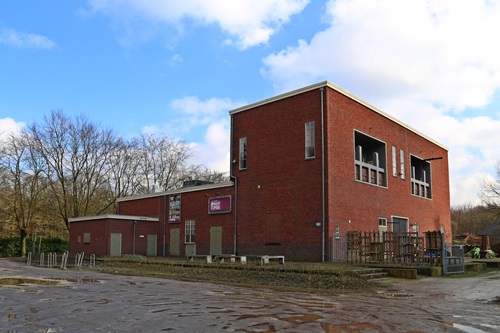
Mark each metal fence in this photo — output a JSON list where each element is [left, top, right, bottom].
[[443, 243, 465, 275]]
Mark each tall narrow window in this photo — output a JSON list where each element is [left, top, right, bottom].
[[239, 137, 247, 170], [185, 220, 195, 243], [305, 121, 315, 159], [400, 149, 405, 179], [392, 146, 397, 177]]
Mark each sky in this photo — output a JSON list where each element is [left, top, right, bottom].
[[1, 0, 500, 206]]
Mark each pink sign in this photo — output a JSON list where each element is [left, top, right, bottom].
[[208, 195, 231, 214]]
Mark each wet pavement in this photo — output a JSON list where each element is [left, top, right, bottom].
[[1, 258, 499, 332]]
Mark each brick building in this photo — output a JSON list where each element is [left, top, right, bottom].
[[70, 81, 451, 261]]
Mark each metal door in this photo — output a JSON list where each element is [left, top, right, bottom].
[[210, 226, 222, 255], [110, 233, 122, 257], [170, 228, 180, 256], [392, 217, 409, 235], [147, 234, 157, 256]]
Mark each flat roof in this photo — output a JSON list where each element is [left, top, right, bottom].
[[117, 181, 234, 203], [69, 214, 159, 223], [229, 81, 448, 150]]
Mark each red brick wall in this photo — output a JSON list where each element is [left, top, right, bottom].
[[70, 220, 109, 255], [324, 87, 451, 244], [231, 89, 325, 261], [231, 85, 451, 260], [70, 218, 160, 256], [118, 186, 235, 256]]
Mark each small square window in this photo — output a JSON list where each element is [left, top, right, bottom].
[[83, 233, 91, 244]]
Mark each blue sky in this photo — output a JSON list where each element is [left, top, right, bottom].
[[1, 0, 500, 206]]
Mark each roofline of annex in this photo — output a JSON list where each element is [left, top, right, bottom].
[[116, 181, 234, 203]]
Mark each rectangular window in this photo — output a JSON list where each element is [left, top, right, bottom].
[[411, 155, 431, 198], [392, 146, 397, 177], [378, 218, 387, 227], [239, 137, 247, 170], [185, 220, 195, 243], [83, 233, 91, 244], [400, 149, 405, 179], [305, 121, 315, 159], [354, 131, 387, 186]]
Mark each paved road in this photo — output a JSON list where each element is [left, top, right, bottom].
[[1, 258, 499, 332]]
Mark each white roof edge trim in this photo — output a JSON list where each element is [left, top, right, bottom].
[[229, 80, 448, 151], [69, 214, 159, 223], [117, 181, 234, 203]]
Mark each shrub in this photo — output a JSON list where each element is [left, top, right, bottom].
[[0, 236, 69, 257]]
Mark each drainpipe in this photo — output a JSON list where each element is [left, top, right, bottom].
[[163, 195, 167, 256], [133, 220, 137, 255], [230, 114, 238, 255], [231, 175, 238, 255], [320, 87, 326, 262]]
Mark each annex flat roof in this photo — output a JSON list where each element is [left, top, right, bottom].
[[229, 81, 448, 151], [69, 214, 159, 223], [117, 181, 234, 203]]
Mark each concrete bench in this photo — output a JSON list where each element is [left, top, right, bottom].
[[213, 255, 247, 264], [245, 255, 285, 265], [187, 254, 247, 264]]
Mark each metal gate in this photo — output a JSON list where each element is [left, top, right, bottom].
[[443, 243, 465, 275], [330, 233, 347, 260]]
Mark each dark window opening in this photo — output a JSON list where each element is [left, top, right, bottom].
[[411, 156, 431, 199], [354, 131, 387, 186]]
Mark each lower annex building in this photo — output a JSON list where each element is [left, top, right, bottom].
[[70, 81, 451, 261]]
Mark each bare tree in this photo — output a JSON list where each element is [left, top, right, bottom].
[[480, 162, 500, 217], [27, 110, 123, 230], [181, 165, 230, 184], [134, 133, 192, 193], [451, 203, 492, 236], [0, 133, 48, 256]]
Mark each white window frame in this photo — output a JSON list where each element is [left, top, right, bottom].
[[410, 155, 431, 199], [392, 146, 397, 177], [185, 220, 195, 244], [354, 131, 387, 187], [305, 121, 315, 159], [239, 137, 247, 170], [400, 149, 405, 179]]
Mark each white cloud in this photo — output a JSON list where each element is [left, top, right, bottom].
[[260, 0, 500, 205], [85, 0, 309, 49], [189, 119, 231, 173], [0, 118, 25, 142], [0, 28, 56, 49], [169, 54, 183, 67], [142, 96, 243, 173], [169, 96, 243, 128]]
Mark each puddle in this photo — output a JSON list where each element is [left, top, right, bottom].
[[0, 277, 59, 286], [59, 277, 98, 283], [453, 323, 488, 333], [0, 277, 99, 286]]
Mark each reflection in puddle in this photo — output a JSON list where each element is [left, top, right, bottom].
[[0, 276, 99, 286], [453, 323, 488, 333], [0, 277, 59, 286]]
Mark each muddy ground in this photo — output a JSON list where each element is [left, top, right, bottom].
[[1, 258, 499, 332]]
